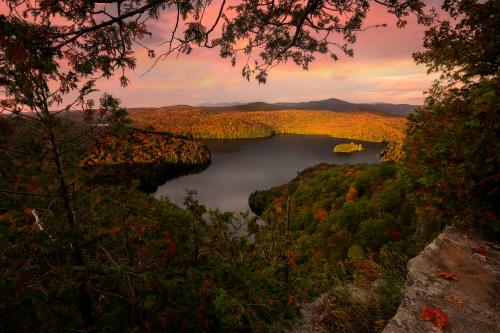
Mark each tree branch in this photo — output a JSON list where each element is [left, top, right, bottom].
[[55, 0, 166, 49]]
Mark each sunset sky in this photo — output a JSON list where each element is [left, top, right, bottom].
[[2, 1, 442, 107]]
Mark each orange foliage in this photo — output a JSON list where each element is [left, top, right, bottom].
[[346, 186, 358, 201], [0, 214, 13, 223], [131, 106, 406, 144], [345, 169, 357, 177], [311, 249, 325, 262], [82, 130, 210, 167], [314, 209, 328, 221]]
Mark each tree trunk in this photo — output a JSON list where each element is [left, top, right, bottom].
[[42, 108, 94, 327]]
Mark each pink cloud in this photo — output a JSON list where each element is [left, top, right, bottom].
[[1, 1, 444, 107]]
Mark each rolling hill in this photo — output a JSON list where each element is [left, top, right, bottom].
[[198, 97, 418, 116]]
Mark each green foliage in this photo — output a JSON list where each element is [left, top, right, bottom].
[[405, 79, 500, 234], [0, 116, 293, 332], [100, 94, 132, 131], [0, 184, 303, 332], [249, 186, 283, 216], [347, 245, 365, 260], [405, 0, 499, 236], [357, 218, 393, 252], [314, 251, 410, 333], [413, 0, 499, 83], [333, 142, 364, 153], [0, 112, 429, 333], [250, 163, 426, 331]]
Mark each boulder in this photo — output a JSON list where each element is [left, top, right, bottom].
[[383, 227, 500, 333]]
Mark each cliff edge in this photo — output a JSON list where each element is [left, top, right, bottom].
[[383, 227, 500, 332]]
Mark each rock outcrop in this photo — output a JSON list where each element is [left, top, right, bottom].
[[383, 227, 500, 332]]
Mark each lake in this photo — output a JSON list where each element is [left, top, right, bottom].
[[155, 135, 385, 212]]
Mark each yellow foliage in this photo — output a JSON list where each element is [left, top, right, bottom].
[[131, 107, 406, 145], [333, 142, 364, 153]]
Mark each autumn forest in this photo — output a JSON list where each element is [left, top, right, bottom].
[[0, 0, 498, 332]]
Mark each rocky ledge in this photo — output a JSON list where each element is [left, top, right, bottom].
[[383, 227, 500, 332]]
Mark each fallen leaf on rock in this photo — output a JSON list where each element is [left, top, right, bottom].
[[444, 295, 464, 308], [422, 306, 450, 330], [436, 270, 459, 281], [472, 245, 486, 256]]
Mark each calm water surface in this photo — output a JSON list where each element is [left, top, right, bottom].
[[155, 135, 384, 212]]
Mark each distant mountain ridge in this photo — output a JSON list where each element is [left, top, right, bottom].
[[199, 98, 419, 116], [275, 98, 418, 115]]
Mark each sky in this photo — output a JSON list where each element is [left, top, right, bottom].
[[2, 1, 442, 107]]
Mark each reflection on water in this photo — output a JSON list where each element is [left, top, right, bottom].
[[155, 135, 385, 212]]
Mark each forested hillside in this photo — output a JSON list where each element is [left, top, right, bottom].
[[82, 129, 211, 191], [83, 130, 210, 167], [132, 108, 406, 142], [0, 159, 427, 332], [131, 108, 406, 159], [249, 163, 425, 332]]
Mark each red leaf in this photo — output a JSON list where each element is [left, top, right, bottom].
[[484, 210, 496, 220], [144, 320, 152, 332], [15, 276, 22, 296], [390, 230, 402, 240], [165, 238, 176, 257], [314, 209, 328, 221], [108, 226, 122, 235], [436, 270, 459, 281], [472, 245, 486, 256], [421, 306, 449, 330]]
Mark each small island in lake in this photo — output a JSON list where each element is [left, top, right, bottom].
[[333, 142, 364, 153]]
